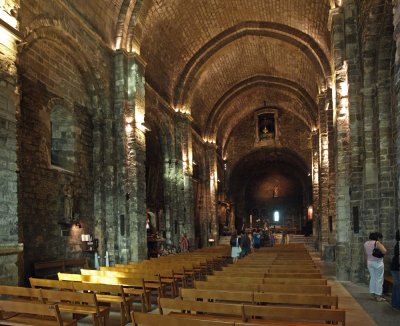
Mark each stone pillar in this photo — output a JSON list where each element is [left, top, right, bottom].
[[311, 130, 320, 250], [113, 50, 147, 262], [174, 113, 195, 246], [331, 6, 352, 281], [0, 0, 22, 285], [318, 93, 329, 259], [393, 1, 400, 236], [205, 143, 218, 243]]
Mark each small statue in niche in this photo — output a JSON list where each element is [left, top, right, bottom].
[[273, 185, 279, 198], [63, 183, 74, 220]]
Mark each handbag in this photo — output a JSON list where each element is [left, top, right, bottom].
[[372, 241, 385, 258]]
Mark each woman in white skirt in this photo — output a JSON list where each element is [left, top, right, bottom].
[[230, 231, 241, 263]]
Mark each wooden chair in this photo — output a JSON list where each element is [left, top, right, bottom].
[[0, 300, 76, 326]]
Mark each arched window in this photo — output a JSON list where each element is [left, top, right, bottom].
[[50, 104, 77, 171]]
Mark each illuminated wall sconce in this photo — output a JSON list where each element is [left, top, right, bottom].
[[125, 116, 133, 133], [308, 206, 313, 220]]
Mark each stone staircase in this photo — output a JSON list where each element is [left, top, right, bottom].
[[288, 234, 318, 253]]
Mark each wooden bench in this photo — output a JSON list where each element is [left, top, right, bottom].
[[207, 276, 327, 285], [0, 300, 76, 326], [131, 311, 235, 326], [81, 269, 168, 298], [30, 277, 75, 291], [180, 288, 338, 309], [32, 277, 140, 325], [33, 258, 89, 279], [40, 288, 109, 326], [72, 282, 137, 326], [159, 298, 345, 325], [195, 281, 331, 295], [102, 266, 182, 296], [80, 275, 152, 313]]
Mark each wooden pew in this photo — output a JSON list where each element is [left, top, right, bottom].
[[215, 271, 323, 279], [80, 275, 152, 313], [206, 275, 327, 285], [33, 276, 141, 325], [180, 288, 339, 309], [33, 258, 89, 279], [0, 284, 42, 300], [40, 288, 109, 326], [72, 282, 137, 326], [30, 278, 75, 291], [159, 298, 346, 325], [131, 311, 235, 326], [0, 300, 77, 326], [195, 281, 331, 295], [81, 269, 169, 298]]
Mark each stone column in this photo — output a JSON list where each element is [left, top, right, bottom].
[[311, 130, 320, 250], [205, 143, 218, 242], [393, 1, 400, 237], [0, 0, 23, 285], [331, 6, 352, 281], [174, 113, 195, 246], [113, 50, 147, 262], [318, 93, 332, 259]]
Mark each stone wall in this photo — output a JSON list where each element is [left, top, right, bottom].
[[16, 0, 111, 279], [0, 0, 21, 285], [225, 111, 311, 169]]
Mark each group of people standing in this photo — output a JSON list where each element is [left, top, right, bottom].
[[364, 230, 399, 308], [230, 228, 274, 262]]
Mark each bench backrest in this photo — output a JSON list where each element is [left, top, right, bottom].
[[180, 288, 338, 308], [243, 304, 345, 324], [131, 311, 235, 326], [40, 288, 98, 306], [80, 274, 146, 288], [30, 277, 74, 290], [160, 298, 345, 325], [0, 300, 64, 325], [58, 273, 82, 282], [0, 285, 41, 300], [195, 281, 331, 295], [180, 288, 254, 303], [207, 275, 327, 285]]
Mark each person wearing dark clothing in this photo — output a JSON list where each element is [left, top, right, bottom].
[[253, 229, 261, 249], [391, 230, 400, 308], [240, 232, 251, 256]]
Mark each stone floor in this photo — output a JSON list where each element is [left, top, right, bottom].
[[317, 256, 399, 326]]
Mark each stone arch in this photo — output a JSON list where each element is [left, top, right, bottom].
[[173, 21, 331, 108], [204, 75, 318, 148], [228, 147, 311, 230], [20, 21, 108, 117], [116, 0, 154, 51]]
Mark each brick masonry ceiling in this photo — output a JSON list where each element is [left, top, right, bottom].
[[63, 0, 332, 149]]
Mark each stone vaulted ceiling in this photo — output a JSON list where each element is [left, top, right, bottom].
[[75, 0, 333, 151], [138, 0, 332, 150]]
